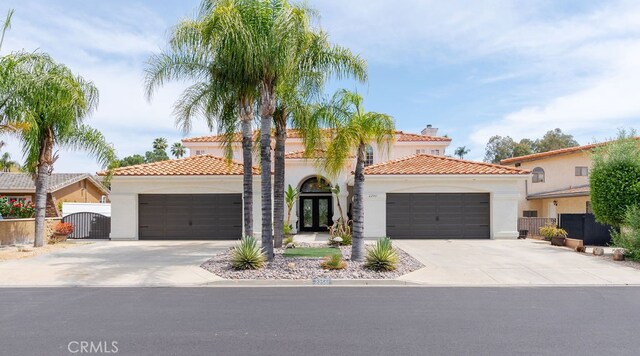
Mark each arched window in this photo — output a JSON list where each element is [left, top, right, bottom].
[[364, 145, 374, 167], [300, 177, 332, 193], [532, 167, 545, 183]]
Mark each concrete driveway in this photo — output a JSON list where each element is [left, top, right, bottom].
[[0, 241, 233, 287], [395, 239, 640, 286], [3, 239, 640, 287]]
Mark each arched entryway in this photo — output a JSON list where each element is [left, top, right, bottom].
[[298, 176, 333, 232]]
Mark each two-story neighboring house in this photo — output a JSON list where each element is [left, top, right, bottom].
[[106, 125, 529, 241], [500, 142, 603, 219]]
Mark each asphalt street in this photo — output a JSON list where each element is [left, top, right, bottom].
[[1, 287, 639, 356]]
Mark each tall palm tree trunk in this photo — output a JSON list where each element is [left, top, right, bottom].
[[273, 112, 286, 248], [241, 114, 253, 237], [351, 143, 366, 261], [259, 84, 275, 260], [33, 137, 53, 247]]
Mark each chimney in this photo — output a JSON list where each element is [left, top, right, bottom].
[[421, 124, 438, 136]]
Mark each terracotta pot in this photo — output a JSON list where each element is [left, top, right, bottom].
[[551, 236, 566, 246], [52, 233, 68, 243]]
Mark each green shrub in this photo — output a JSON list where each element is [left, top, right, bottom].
[[283, 235, 295, 246], [328, 219, 352, 246], [283, 223, 293, 236], [590, 130, 640, 227], [539, 224, 568, 241], [230, 236, 266, 270], [611, 205, 640, 261], [364, 237, 398, 272], [320, 254, 347, 270]]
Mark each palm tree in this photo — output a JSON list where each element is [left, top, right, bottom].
[[145, 0, 261, 238], [2, 52, 116, 247], [232, 0, 323, 259], [0, 151, 20, 172], [455, 146, 470, 159], [320, 90, 395, 261], [170, 142, 186, 158], [192, 0, 316, 259], [270, 29, 367, 248], [152, 137, 168, 152]]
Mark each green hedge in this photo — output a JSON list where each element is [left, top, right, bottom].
[[590, 133, 640, 227]]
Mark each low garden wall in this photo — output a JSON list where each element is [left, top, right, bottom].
[[0, 218, 61, 245]]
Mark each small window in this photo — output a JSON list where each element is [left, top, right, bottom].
[[195, 150, 205, 156], [586, 201, 592, 214], [364, 145, 374, 167], [430, 149, 440, 155], [532, 167, 545, 183], [523, 210, 538, 217], [575, 166, 588, 176]]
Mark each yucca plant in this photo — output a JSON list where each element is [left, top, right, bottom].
[[230, 236, 266, 270], [364, 237, 398, 271], [320, 254, 347, 270]]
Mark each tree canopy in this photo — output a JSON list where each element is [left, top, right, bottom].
[[484, 128, 579, 163]]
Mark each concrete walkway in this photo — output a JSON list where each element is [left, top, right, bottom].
[[395, 239, 640, 286], [0, 241, 232, 287]]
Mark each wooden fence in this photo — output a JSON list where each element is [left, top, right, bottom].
[[518, 217, 557, 237]]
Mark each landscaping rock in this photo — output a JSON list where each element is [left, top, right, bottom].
[[575, 246, 586, 253], [613, 249, 625, 261], [201, 243, 424, 280], [592, 247, 604, 256]]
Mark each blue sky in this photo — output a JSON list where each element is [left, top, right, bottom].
[[1, 0, 639, 172]]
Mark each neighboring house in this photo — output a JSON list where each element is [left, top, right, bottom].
[[500, 142, 605, 219], [0, 173, 110, 217], [106, 125, 529, 241]]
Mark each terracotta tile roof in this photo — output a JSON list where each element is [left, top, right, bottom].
[[103, 155, 259, 176], [527, 185, 590, 199], [183, 129, 451, 143], [284, 149, 325, 159], [364, 154, 530, 175], [499, 138, 640, 165], [395, 131, 451, 142], [500, 143, 605, 165]]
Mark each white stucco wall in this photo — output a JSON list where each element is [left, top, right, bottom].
[[361, 175, 527, 239], [109, 176, 261, 240]]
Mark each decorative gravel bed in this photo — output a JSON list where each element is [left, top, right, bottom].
[[594, 253, 640, 270], [201, 243, 424, 280]]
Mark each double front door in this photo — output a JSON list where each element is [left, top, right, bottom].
[[299, 196, 333, 232]]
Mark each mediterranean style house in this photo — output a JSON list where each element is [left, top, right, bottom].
[[500, 142, 602, 219], [107, 125, 529, 241], [0, 173, 109, 217]]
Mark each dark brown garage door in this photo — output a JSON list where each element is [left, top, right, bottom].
[[386, 193, 490, 239], [138, 194, 242, 240]]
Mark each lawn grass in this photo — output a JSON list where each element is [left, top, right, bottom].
[[282, 247, 342, 258]]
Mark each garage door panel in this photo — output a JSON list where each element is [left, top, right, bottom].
[[138, 194, 242, 240], [386, 193, 490, 239]]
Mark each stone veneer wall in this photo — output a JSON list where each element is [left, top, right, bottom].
[[0, 218, 62, 245]]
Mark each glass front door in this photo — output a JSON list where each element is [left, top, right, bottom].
[[299, 196, 333, 232]]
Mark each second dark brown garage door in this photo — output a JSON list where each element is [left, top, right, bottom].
[[386, 193, 490, 239], [138, 194, 242, 240]]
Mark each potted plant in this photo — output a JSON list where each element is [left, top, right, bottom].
[[539, 224, 568, 246], [51, 222, 74, 243]]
